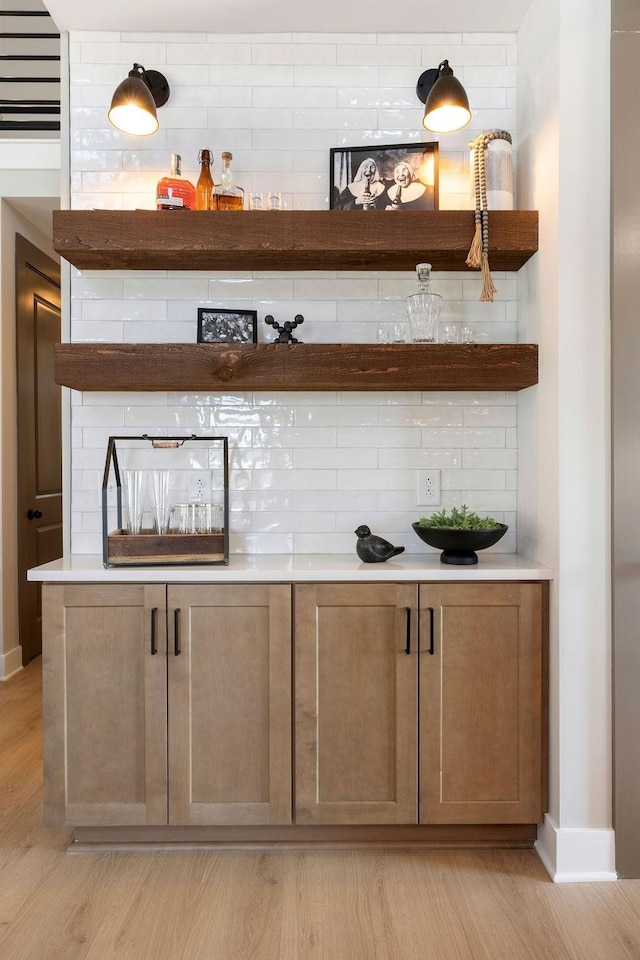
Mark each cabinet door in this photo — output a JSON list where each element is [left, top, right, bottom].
[[419, 582, 543, 824], [43, 583, 168, 826], [295, 583, 418, 825], [167, 584, 291, 826]]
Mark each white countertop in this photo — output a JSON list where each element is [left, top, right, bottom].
[[28, 554, 553, 583]]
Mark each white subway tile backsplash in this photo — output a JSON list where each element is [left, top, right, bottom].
[[294, 406, 379, 427], [210, 64, 294, 86], [254, 470, 337, 491], [421, 427, 506, 448], [441, 469, 506, 491], [338, 427, 421, 448], [293, 108, 378, 130], [253, 43, 337, 66], [252, 512, 336, 534], [73, 320, 124, 342], [254, 427, 337, 448], [254, 87, 337, 109], [232, 491, 294, 512], [337, 87, 415, 110], [378, 448, 461, 469], [463, 448, 517, 469], [337, 45, 421, 66], [294, 490, 378, 512], [293, 533, 357, 554], [69, 30, 520, 556], [379, 406, 464, 428], [422, 44, 506, 66], [167, 43, 252, 64], [463, 405, 517, 428], [80, 41, 167, 64], [295, 65, 380, 87], [294, 448, 378, 469]]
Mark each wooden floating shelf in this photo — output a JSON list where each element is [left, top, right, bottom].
[[54, 343, 539, 393], [52, 209, 538, 272]]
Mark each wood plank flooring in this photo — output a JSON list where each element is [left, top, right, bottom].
[[1, 659, 640, 960]]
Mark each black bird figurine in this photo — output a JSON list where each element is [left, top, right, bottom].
[[355, 525, 405, 563]]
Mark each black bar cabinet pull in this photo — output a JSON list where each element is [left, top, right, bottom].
[[150, 607, 158, 656], [405, 607, 411, 655], [174, 609, 181, 656], [428, 607, 435, 655]]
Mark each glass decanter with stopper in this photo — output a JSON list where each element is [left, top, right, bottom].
[[214, 151, 244, 210], [406, 262, 441, 343]]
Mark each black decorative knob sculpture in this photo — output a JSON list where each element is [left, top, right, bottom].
[[355, 525, 405, 563], [265, 313, 304, 343]]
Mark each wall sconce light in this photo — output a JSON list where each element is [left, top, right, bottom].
[[108, 63, 170, 136], [416, 60, 471, 134]]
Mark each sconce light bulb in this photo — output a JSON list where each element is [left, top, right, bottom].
[[423, 103, 471, 134]]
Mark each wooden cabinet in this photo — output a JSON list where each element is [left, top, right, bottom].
[[43, 582, 292, 828], [295, 583, 418, 825], [167, 584, 291, 826], [294, 581, 544, 827], [419, 583, 543, 824], [43, 577, 545, 836], [43, 583, 168, 827]]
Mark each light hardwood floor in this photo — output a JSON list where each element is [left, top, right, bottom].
[[2, 659, 640, 960]]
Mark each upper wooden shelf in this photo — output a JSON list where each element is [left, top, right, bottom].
[[52, 210, 538, 272], [54, 343, 538, 393]]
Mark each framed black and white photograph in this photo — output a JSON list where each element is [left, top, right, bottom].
[[330, 141, 439, 212], [197, 308, 258, 344]]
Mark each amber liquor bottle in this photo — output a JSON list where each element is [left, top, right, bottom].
[[195, 148, 215, 211], [156, 154, 195, 210], [214, 151, 244, 210]]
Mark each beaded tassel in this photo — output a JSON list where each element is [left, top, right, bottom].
[[466, 139, 483, 269], [467, 130, 512, 302]]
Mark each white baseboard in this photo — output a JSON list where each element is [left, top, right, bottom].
[[535, 813, 617, 882], [0, 645, 23, 680]]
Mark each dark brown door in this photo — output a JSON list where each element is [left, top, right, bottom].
[[16, 234, 62, 664]]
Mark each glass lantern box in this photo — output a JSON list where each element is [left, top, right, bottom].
[[101, 434, 229, 567]]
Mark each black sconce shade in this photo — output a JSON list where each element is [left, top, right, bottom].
[[417, 60, 471, 134], [108, 63, 170, 136]]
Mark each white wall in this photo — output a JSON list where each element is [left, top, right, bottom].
[[68, 32, 521, 556], [0, 141, 60, 676], [518, 0, 614, 881]]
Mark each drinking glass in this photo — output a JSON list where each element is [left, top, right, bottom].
[[461, 324, 476, 344], [122, 470, 144, 535], [440, 323, 461, 344], [377, 320, 409, 344], [267, 191, 282, 211], [151, 470, 172, 534], [249, 191, 264, 210]]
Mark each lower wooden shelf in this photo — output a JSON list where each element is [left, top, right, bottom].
[[54, 342, 538, 392]]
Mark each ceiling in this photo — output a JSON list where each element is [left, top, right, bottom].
[[44, 0, 534, 34]]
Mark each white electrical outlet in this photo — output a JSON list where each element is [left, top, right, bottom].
[[416, 469, 441, 507], [187, 473, 212, 502]]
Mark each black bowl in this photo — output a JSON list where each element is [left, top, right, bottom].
[[411, 521, 508, 565]]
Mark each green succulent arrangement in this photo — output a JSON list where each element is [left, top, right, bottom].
[[418, 505, 502, 531]]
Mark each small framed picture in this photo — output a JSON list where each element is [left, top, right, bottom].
[[330, 141, 439, 212], [197, 308, 258, 344]]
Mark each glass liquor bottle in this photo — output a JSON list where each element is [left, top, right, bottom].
[[156, 154, 195, 211], [195, 148, 215, 211], [406, 263, 441, 343], [214, 151, 244, 210]]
